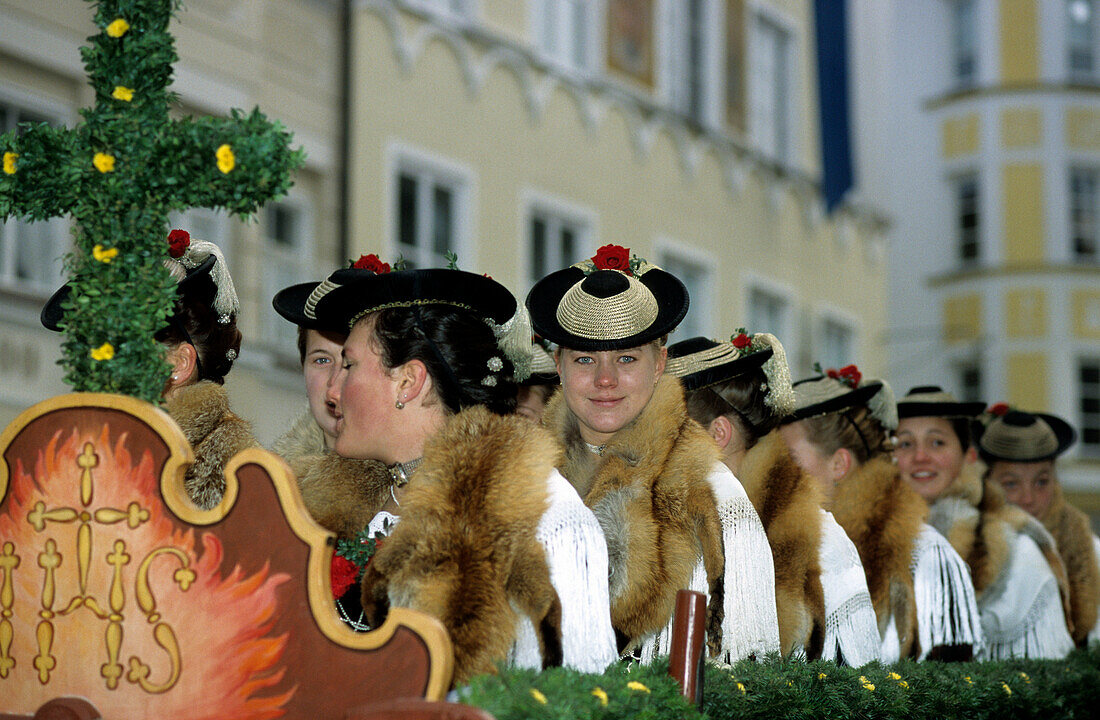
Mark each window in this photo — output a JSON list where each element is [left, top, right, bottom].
[[658, 249, 712, 342], [668, 0, 709, 124], [957, 362, 983, 403], [533, 0, 595, 71], [528, 209, 582, 285], [750, 13, 792, 162], [1069, 0, 1096, 81], [1071, 167, 1099, 260], [394, 161, 467, 269], [1081, 360, 1100, 454], [261, 200, 311, 353], [748, 286, 788, 343], [0, 100, 69, 294], [956, 174, 980, 263], [953, 0, 978, 88], [819, 317, 854, 370]]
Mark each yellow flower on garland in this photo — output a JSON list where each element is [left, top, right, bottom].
[[529, 689, 547, 705], [591, 687, 608, 706], [964, 676, 973, 685], [1018, 672, 1030, 683], [92, 244, 118, 263], [898, 680, 909, 689], [626, 681, 650, 694], [112, 86, 134, 102], [736, 682, 746, 695], [106, 18, 130, 37], [859, 676, 875, 692], [817, 672, 827, 680], [216, 143, 235, 174], [90, 343, 115, 361], [887, 672, 901, 680], [3, 152, 16, 175], [93, 152, 115, 173], [1002, 683, 1012, 696]]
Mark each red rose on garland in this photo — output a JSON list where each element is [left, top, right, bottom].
[[331, 554, 360, 598], [592, 244, 631, 274], [167, 229, 190, 258], [988, 402, 1009, 417], [352, 253, 391, 274], [732, 333, 752, 349]]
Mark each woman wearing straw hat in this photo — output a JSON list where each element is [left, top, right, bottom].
[[667, 334, 881, 666], [42, 229, 255, 510], [528, 245, 779, 663], [978, 407, 1096, 648], [515, 337, 559, 423], [778, 371, 982, 662], [304, 255, 616, 683]]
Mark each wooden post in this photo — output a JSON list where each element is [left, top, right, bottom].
[[667, 589, 707, 705]]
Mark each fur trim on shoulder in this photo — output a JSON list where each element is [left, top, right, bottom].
[[271, 409, 326, 461], [1041, 484, 1098, 645], [740, 432, 826, 659], [166, 380, 257, 510], [361, 406, 563, 684], [544, 375, 723, 651], [831, 456, 925, 659]]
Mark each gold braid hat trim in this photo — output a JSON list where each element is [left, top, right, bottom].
[[665, 343, 742, 378], [982, 419, 1060, 459], [555, 271, 659, 341]]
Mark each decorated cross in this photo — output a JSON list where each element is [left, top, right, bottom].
[[0, 0, 304, 403]]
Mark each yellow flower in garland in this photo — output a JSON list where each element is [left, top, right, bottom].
[[112, 86, 134, 102], [887, 672, 902, 680], [1002, 683, 1012, 696], [964, 676, 973, 685], [736, 682, 747, 695], [90, 343, 115, 361], [3, 152, 16, 175], [859, 676, 875, 692], [898, 680, 909, 689], [626, 681, 650, 694], [817, 672, 827, 680], [529, 689, 547, 705], [92, 244, 118, 263], [591, 687, 608, 706], [93, 152, 115, 173], [1018, 672, 1030, 683], [216, 143, 235, 174], [106, 18, 130, 37]]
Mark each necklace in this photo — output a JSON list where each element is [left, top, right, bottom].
[[585, 442, 606, 456], [335, 595, 371, 632], [388, 457, 423, 487]]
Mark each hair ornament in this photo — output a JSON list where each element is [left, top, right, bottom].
[[481, 375, 498, 387], [225, 348, 238, 361], [487, 303, 534, 382], [163, 231, 239, 320], [867, 376, 898, 431], [753, 332, 794, 415], [487, 356, 504, 372]]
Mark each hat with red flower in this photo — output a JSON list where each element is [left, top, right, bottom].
[[786, 364, 898, 431], [272, 253, 399, 330], [525, 244, 688, 351]]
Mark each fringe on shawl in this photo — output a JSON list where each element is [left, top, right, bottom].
[[911, 525, 984, 659], [819, 511, 881, 667]]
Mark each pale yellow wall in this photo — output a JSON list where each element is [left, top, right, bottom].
[[1001, 107, 1041, 148], [1006, 352, 1048, 409], [1065, 107, 1100, 149], [1002, 164, 1044, 265], [1073, 289, 1100, 340], [1004, 287, 1047, 338], [1000, 0, 1039, 84], [942, 114, 980, 158], [943, 294, 982, 343], [479, 0, 530, 45]]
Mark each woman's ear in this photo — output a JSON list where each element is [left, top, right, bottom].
[[830, 447, 853, 482], [964, 445, 978, 464], [653, 345, 668, 378], [164, 343, 199, 397], [707, 415, 735, 450], [395, 358, 431, 405]]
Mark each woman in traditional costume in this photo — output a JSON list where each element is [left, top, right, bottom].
[[779, 372, 982, 662], [666, 335, 880, 666], [42, 230, 255, 510], [526, 245, 779, 663], [973, 407, 1094, 649], [304, 257, 616, 683], [515, 338, 559, 423]]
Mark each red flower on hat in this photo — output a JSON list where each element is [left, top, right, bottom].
[[167, 229, 190, 258], [592, 244, 632, 274], [352, 253, 391, 274], [826, 364, 862, 389], [330, 554, 360, 598], [732, 333, 752, 349], [988, 402, 1009, 417]]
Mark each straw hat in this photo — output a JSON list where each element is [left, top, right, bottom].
[[787, 367, 898, 431], [666, 332, 795, 416], [976, 409, 1076, 463]]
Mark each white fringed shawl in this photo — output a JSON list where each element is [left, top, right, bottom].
[[911, 524, 983, 659], [818, 510, 881, 667], [1090, 534, 1100, 646], [639, 462, 780, 663]]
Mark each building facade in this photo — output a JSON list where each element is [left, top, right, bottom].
[[1, 0, 888, 445]]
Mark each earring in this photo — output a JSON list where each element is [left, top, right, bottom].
[[395, 399, 405, 410], [171, 375, 178, 381]]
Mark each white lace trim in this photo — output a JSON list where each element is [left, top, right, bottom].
[[911, 524, 984, 659], [818, 511, 881, 666], [1090, 534, 1100, 646]]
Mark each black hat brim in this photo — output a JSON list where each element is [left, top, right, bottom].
[[897, 400, 987, 420], [786, 377, 884, 422], [667, 336, 773, 392], [526, 267, 688, 351], [978, 412, 1077, 462], [272, 281, 339, 331]]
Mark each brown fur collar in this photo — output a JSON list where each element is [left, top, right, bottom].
[[739, 432, 826, 659], [927, 463, 1073, 633], [830, 456, 925, 659], [361, 407, 563, 684], [543, 375, 723, 651], [165, 380, 256, 510], [271, 411, 392, 537], [1040, 483, 1100, 646]]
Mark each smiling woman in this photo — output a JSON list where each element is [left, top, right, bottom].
[[528, 246, 780, 663]]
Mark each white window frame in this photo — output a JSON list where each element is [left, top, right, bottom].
[[402, 0, 476, 23], [387, 144, 475, 271], [655, 237, 717, 343], [747, 3, 798, 165], [658, 0, 722, 128], [260, 195, 315, 355], [742, 274, 796, 366], [519, 189, 596, 299], [529, 0, 603, 74]]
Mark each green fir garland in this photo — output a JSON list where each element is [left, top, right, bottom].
[[0, 0, 304, 403]]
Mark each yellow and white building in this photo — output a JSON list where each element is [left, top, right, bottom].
[[1, 0, 888, 445]]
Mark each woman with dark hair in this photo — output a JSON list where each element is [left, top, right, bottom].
[[527, 246, 779, 663], [304, 257, 616, 683], [779, 373, 982, 662], [41, 230, 255, 510], [667, 334, 880, 666], [515, 338, 559, 423]]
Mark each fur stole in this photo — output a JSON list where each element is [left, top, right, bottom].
[[739, 432, 826, 659], [543, 375, 724, 652], [830, 456, 924, 659], [165, 380, 256, 510], [360, 407, 563, 684], [271, 410, 392, 537], [926, 462, 1073, 632], [1039, 483, 1100, 646]]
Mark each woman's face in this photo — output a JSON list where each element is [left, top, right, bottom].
[[988, 459, 1057, 518], [516, 384, 553, 423], [302, 329, 346, 445], [895, 416, 969, 503], [556, 343, 666, 446], [328, 320, 402, 462], [779, 420, 839, 503]]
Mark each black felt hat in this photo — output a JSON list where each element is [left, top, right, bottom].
[[977, 410, 1077, 462], [666, 336, 773, 391], [786, 370, 898, 431], [896, 385, 986, 420], [526, 261, 688, 351]]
